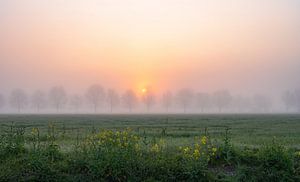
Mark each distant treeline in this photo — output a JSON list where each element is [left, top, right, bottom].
[[0, 85, 299, 113]]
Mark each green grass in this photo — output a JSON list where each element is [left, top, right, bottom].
[[1, 114, 300, 149], [1, 114, 300, 181]]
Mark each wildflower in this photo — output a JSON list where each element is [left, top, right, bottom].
[[212, 147, 217, 156], [195, 143, 200, 150], [183, 147, 191, 155], [212, 147, 217, 153], [151, 144, 160, 153], [135, 143, 140, 151], [201, 136, 208, 145], [193, 149, 201, 159], [159, 139, 166, 147], [133, 136, 139, 141], [31, 128, 39, 135]]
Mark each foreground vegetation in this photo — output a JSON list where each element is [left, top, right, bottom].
[[0, 114, 300, 181]]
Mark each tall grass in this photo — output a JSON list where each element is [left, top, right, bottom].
[[0, 123, 299, 181]]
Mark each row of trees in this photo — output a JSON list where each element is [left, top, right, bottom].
[[0, 85, 298, 113], [282, 90, 300, 112]]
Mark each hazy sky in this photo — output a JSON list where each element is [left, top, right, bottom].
[[0, 0, 300, 95]]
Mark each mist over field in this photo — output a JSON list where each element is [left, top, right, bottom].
[[0, 0, 300, 113], [2, 1, 300, 181]]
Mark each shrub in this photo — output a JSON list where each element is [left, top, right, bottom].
[[0, 126, 25, 158], [235, 142, 296, 182]]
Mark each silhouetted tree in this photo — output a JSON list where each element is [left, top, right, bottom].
[[85, 84, 106, 113], [10, 89, 28, 113], [176, 88, 194, 113], [142, 90, 156, 112], [294, 89, 300, 112], [49, 86, 67, 113], [122, 89, 138, 113], [31, 90, 47, 112], [281, 91, 295, 112], [161, 91, 173, 113], [69, 94, 83, 113], [252, 94, 272, 113], [107, 89, 120, 113], [0, 94, 5, 111], [195, 92, 211, 113], [212, 90, 232, 112], [231, 95, 251, 113]]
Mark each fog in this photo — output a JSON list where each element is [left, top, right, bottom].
[[0, 0, 300, 113], [0, 86, 299, 114]]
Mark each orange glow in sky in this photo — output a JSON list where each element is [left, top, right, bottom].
[[0, 0, 300, 95]]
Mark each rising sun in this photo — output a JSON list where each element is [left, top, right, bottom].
[[141, 88, 147, 93]]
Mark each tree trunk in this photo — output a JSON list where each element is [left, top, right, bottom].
[[94, 105, 97, 113]]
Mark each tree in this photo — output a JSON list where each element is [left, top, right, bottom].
[[195, 92, 211, 113], [142, 90, 156, 112], [31, 90, 47, 112], [176, 88, 194, 113], [69, 94, 83, 113], [107, 89, 120, 113], [85, 84, 106, 113], [161, 91, 173, 113], [282, 91, 295, 112], [10, 89, 28, 113], [294, 89, 300, 112], [49, 86, 67, 113], [212, 90, 232, 113], [122, 89, 138, 113], [252, 94, 272, 113], [231, 95, 251, 113], [0, 94, 5, 111]]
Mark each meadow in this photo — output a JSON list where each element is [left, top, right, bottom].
[[1, 114, 300, 181], [1, 114, 300, 148]]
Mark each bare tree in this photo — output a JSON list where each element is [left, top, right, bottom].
[[0, 94, 5, 111], [69, 94, 83, 113], [85, 84, 106, 113], [231, 95, 251, 113], [122, 89, 138, 113], [142, 90, 156, 112], [294, 89, 300, 112], [107, 89, 120, 113], [49, 86, 67, 113], [161, 91, 173, 113], [10, 89, 28, 113], [31, 90, 47, 113], [282, 90, 295, 112], [195, 92, 211, 113], [176, 88, 194, 113], [212, 90, 232, 113], [252, 94, 272, 113]]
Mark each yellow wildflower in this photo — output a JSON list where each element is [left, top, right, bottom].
[[151, 144, 160, 153], [183, 147, 191, 155], [135, 143, 140, 151], [201, 136, 208, 145], [133, 136, 139, 141], [193, 149, 200, 159], [212, 147, 217, 153], [31, 128, 39, 135], [212, 147, 217, 156]]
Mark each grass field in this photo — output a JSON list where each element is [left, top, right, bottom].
[[1, 114, 300, 149], [1, 114, 300, 181]]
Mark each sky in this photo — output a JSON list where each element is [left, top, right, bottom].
[[0, 0, 300, 96]]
